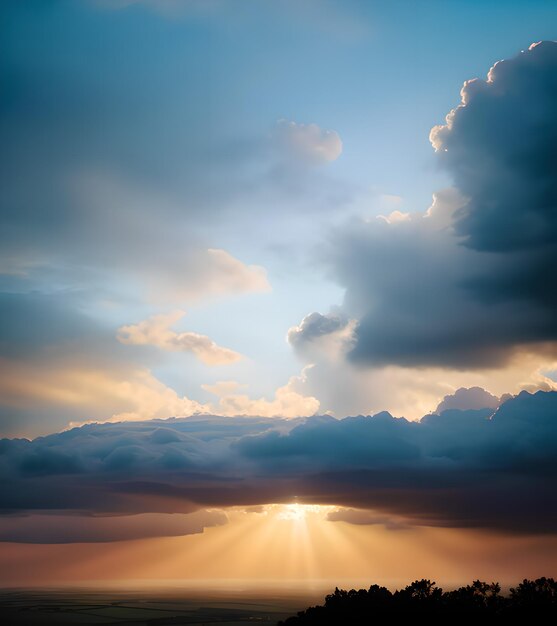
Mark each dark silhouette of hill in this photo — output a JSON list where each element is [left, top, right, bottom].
[[278, 578, 557, 625]]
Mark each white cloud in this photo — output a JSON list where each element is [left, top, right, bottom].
[[284, 347, 557, 421], [117, 310, 242, 366], [202, 368, 320, 418], [377, 209, 411, 224], [287, 312, 356, 361], [423, 188, 467, 229], [275, 119, 343, 165], [435, 386, 500, 414]]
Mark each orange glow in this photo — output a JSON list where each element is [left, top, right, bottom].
[[1, 505, 556, 588]]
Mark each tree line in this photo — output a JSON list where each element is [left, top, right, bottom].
[[278, 578, 557, 624]]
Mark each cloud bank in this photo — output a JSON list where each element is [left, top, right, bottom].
[[1, 391, 555, 537], [0, 510, 227, 544]]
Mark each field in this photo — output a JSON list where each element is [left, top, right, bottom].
[[0, 587, 325, 626]]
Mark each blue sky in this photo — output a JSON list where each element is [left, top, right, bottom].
[[1, 0, 556, 437]]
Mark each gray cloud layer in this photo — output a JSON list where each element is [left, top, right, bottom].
[[1, 391, 555, 535]]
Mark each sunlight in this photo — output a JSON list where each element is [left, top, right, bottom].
[[274, 503, 334, 522]]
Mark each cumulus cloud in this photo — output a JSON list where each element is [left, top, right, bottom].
[[377, 210, 411, 224], [1, 391, 556, 533], [280, 346, 557, 421], [435, 387, 500, 414], [423, 187, 467, 229], [202, 369, 320, 418], [117, 310, 242, 366], [430, 42, 557, 253], [306, 42, 557, 369], [275, 120, 343, 165]]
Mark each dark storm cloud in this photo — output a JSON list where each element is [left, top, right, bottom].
[[0, 391, 555, 535], [432, 41, 557, 314], [432, 42, 557, 254], [294, 41, 557, 368]]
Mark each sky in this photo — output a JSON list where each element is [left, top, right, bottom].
[[0, 0, 556, 587]]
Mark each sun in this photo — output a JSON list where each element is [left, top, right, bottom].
[[274, 503, 335, 522]]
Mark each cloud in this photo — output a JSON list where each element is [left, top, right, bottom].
[[281, 345, 557, 421], [1, 169, 271, 306], [377, 210, 411, 224], [430, 42, 557, 254], [0, 291, 318, 436], [306, 42, 557, 369], [0, 291, 319, 434], [435, 387, 500, 414], [202, 369, 320, 418], [327, 508, 409, 530], [429, 41, 557, 312], [287, 312, 355, 360], [0, 361, 210, 426], [1, 391, 556, 533], [275, 120, 343, 165], [423, 188, 467, 229], [0, 510, 227, 543], [117, 310, 242, 366]]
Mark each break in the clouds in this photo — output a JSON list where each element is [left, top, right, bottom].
[[117, 310, 243, 365], [293, 41, 557, 369], [0, 291, 319, 437], [1, 390, 555, 536]]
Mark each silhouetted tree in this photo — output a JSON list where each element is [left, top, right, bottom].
[[277, 577, 557, 625], [510, 577, 557, 617]]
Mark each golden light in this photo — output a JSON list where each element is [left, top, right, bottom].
[[273, 503, 335, 522], [2, 503, 557, 588]]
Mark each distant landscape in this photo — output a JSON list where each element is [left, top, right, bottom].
[[0, 587, 321, 626], [1, 579, 555, 625]]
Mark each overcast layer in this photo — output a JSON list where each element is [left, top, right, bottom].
[[1, 390, 555, 538]]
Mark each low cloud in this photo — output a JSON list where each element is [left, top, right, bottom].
[[327, 508, 409, 531], [0, 510, 227, 543], [1, 391, 556, 534], [118, 310, 242, 366]]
